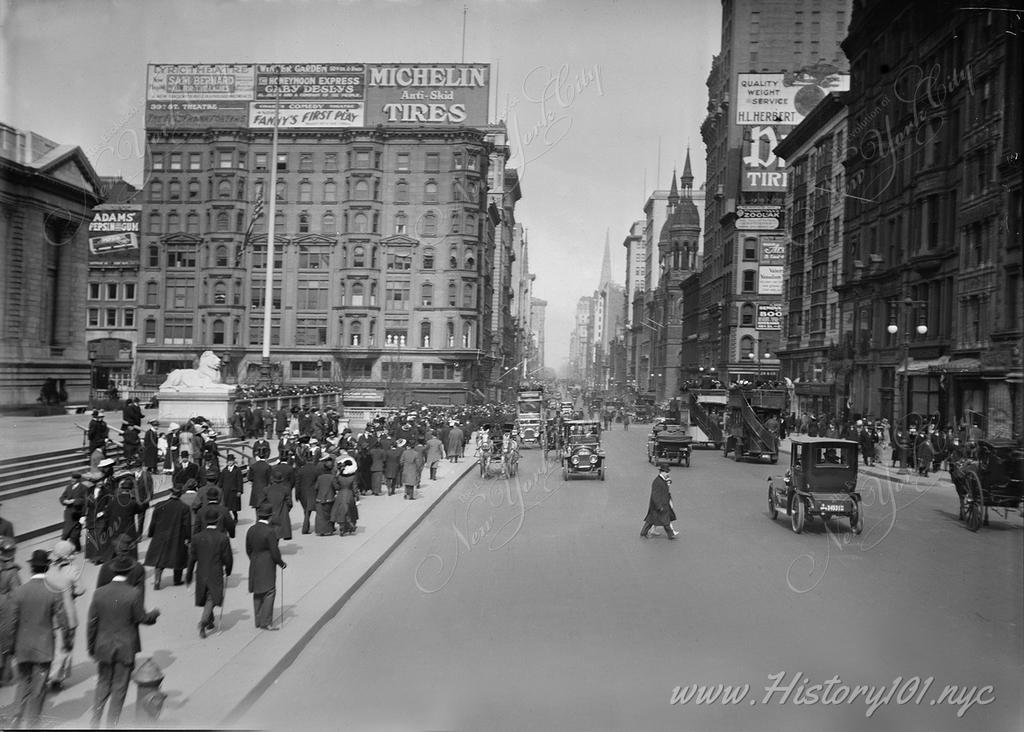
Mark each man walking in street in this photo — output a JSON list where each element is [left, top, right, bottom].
[[87, 554, 160, 728], [641, 463, 678, 540], [187, 507, 233, 638], [10, 549, 71, 728], [144, 484, 191, 590], [59, 473, 88, 552], [246, 503, 287, 630], [425, 431, 445, 481], [446, 422, 464, 463]]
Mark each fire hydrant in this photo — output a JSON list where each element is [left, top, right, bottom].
[[131, 656, 166, 722]]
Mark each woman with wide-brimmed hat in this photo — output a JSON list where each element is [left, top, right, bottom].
[[331, 457, 359, 535]]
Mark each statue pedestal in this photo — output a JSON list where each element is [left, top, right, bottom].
[[157, 389, 236, 430]]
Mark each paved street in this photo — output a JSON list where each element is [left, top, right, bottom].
[[236, 427, 1023, 732]]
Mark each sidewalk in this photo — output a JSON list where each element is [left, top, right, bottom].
[[0, 437, 477, 729]]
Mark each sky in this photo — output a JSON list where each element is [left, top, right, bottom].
[[2, 0, 722, 370]]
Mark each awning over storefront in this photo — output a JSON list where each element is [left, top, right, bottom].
[[942, 358, 982, 373], [897, 356, 949, 373]]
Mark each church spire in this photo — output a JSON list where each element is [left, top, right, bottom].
[[599, 229, 612, 288], [667, 167, 679, 209], [680, 148, 693, 198]]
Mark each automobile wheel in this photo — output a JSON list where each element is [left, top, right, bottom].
[[964, 470, 984, 532], [791, 498, 806, 534], [850, 500, 863, 535], [768, 485, 778, 520]]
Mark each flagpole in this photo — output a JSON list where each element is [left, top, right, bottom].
[[260, 90, 281, 384]]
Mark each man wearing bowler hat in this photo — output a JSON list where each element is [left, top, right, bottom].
[[246, 503, 286, 630], [187, 507, 233, 639], [10, 549, 71, 728], [641, 463, 678, 540]]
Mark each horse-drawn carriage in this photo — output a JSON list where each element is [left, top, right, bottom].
[[476, 422, 521, 479], [950, 438, 1024, 531]]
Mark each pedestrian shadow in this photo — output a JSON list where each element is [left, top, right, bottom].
[[279, 543, 301, 555], [40, 686, 95, 725], [149, 648, 177, 672], [215, 608, 249, 633], [225, 574, 244, 589]]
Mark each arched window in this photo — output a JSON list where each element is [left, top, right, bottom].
[[353, 213, 368, 233], [298, 211, 310, 233], [150, 181, 163, 201], [422, 212, 437, 236], [466, 214, 476, 236], [353, 246, 365, 267], [148, 212, 162, 233], [188, 180, 201, 200], [236, 211, 244, 231], [324, 180, 337, 202], [213, 282, 227, 304], [322, 211, 336, 235], [276, 180, 286, 202], [424, 181, 438, 203], [422, 247, 435, 270], [449, 246, 459, 269], [395, 180, 409, 202], [237, 179, 246, 200], [186, 211, 200, 234], [462, 283, 474, 308], [448, 281, 457, 306], [395, 212, 408, 234], [167, 211, 180, 233], [420, 321, 431, 348], [451, 180, 463, 202], [462, 322, 472, 348], [421, 283, 433, 306], [369, 281, 377, 305], [464, 248, 475, 270], [217, 179, 232, 198], [215, 245, 229, 267], [740, 335, 754, 359], [740, 302, 755, 326], [351, 282, 364, 306], [446, 321, 455, 347], [168, 180, 182, 200], [350, 320, 362, 346], [449, 210, 461, 234], [215, 211, 229, 232], [354, 179, 370, 199]]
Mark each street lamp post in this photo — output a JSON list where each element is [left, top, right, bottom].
[[887, 296, 928, 427], [88, 347, 97, 410], [317, 358, 324, 386]]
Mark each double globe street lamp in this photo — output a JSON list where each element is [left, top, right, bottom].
[[887, 296, 929, 428]]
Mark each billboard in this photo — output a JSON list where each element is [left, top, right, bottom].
[[742, 126, 788, 192], [736, 205, 781, 231], [759, 233, 786, 265], [736, 71, 849, 126], [758, 266, 784, 295], [88, 206, 141, 262], [756, 303, 783, 331], [146, 63, 490, 129]]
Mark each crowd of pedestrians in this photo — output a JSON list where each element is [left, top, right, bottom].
[[0, 399, 511, 728]]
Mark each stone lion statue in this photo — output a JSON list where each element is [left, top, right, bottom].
[[159, 351, 234, 393]]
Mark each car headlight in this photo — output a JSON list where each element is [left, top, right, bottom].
[[590, 455, 598, 464], [571, 456, 579, 465]]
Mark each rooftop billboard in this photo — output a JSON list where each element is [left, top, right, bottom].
[[736, 69, 849, 126], [146, 63, 490, 131]]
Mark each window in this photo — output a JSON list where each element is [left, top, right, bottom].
[[296, 280, 328, 309], [454, 152, 464, 170], [276, 153, 287, 172], [324, 180, 337, 202], [299, 152, 313, 171], [87, 308, 99, 327], [188, 180, 200, 200], [150, 180, 163, 202], [168, 180, 181, 201], [213, 282, 227, 304], [255, 153, 268, 171], [216, 179, 232, 199], [349, 321, 362, 346], [384, 330, 408, 348], [466, 153, 477, 170], [355, 150, 370, 168], [449, 210, 460, 234], [216, 151, 231, 169], [424, 363, 461, 380], [214, 245, 229, 267], [740, 334, 754, 359], [88, 283, 101, 300], [462, 283, 474, 308], [462, 322, 472, 348], [387, 251, 412, 271], [370, 281, 377, 306], [211, 319, 226, 345], [354, 179, 370, 199], [424, 181, 438, 203], [396, 152, 410, 171], [298, 212, 310, 233], [352, 246, 365, 267], [144, 318, 156, 343], [166, 279, 195, 310], [422, 212, 437, 236], [186, 212, 200, 234], [250, 245, 283, 271], [295, 317, 328, 346], [425, 153, 440, 172], [381, 360, 412, 378], [422, 247, 435, 270], [743, 237, 758, 260], [167, 244, 197, 268], [187, 153, 201, 171], [151, 154, 164, 171], [123, 308, 135, 328], [145, 281, 159, 305], [324, 152, 338, 171], [395, 180, 409, 202], [103, 308, 118, 327], [247, 317, 280, 346], [741, 303, 755, 326], [395, 212, 408, 234], [386, 281, 410, 310], [123, 283, 136, 301], [299, 180, 312, 203], [164, 316, 194, 345], [350, 282, 364, 306], [742, 269, 756, 293], [353, 213, 368, 233], [447, 321, 455, 347], [321, 211, 336, 235], [448, 281, 457, 306], [169, 153, 182, 171], [421, 283, 433, 306], [464, 248, 475, 270], [167, 211, 180, 233], [420, 321, 431, 347], [215, 211, 230, 232]]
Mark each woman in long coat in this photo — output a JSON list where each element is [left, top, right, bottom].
[[265, 468, 294, 540], [144, 485, 192, 588], [314, 460, 338, 535], [331, 458, 359, 536]]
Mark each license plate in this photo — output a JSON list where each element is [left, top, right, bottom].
[[822, 504, 846, 512]]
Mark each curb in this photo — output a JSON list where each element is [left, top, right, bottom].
[[215, 457, 477, 727]]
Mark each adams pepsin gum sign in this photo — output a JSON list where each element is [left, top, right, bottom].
[[147, 63, 490, 129]]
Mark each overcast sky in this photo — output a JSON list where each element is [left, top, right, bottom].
[[3, 0, 721, 369]]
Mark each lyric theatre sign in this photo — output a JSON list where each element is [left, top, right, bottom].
[[147, 63, 490, 130]]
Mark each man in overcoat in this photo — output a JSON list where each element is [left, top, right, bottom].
[[296, 456, 324, 534], [248, 453, 273, 513], [425, 431, 445, 481], [87, 555, 160, 727], [192, 485, 236, 538], [246, 504, 286, 630], [641, 463, 678, 539], [265, 468, 294, 540], [59, 473, 88, 552], [383, 442, 402, 496], [220, 453, 244, 521], [132, 460, 154, 536], [142, 419, 160, 472], [144, 485, 191, 590], [87, 411, 108, 454], [173, 450, 201, 491], [187, 507, 233, 638], [446, 423, 464, 462], [399, 440, 420, 500], [10, 550, 71, 728]]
